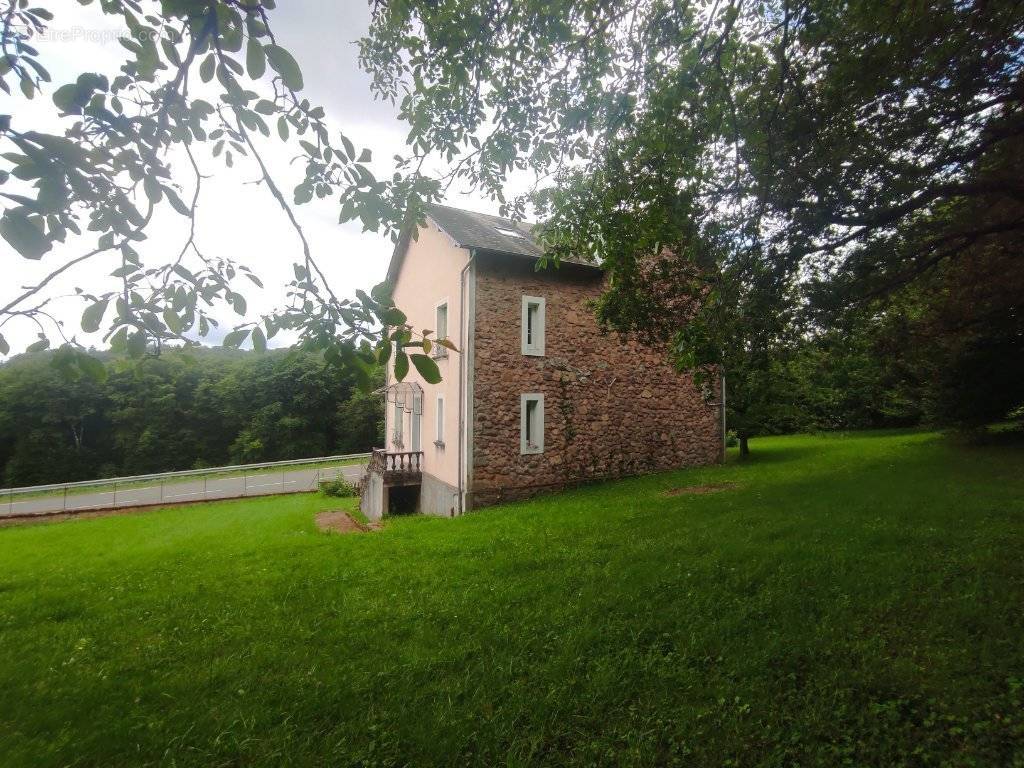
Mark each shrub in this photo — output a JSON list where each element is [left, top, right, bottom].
[[725, 430, 739, 448], [320, 478, 358, 497]]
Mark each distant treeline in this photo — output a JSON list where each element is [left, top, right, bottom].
[[0, 348, 383, 488]]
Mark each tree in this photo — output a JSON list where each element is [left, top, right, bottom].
[[1, 0, 449, 386], [5, 1, 1021, 437], [358, 0, 1024, 438], [0, 347, 384, 486]]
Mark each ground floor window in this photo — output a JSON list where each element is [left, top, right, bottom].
[[520, 393, 544, 454], [392, 400, 404, 449]]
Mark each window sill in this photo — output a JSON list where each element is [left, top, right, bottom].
[[433, 440, 445, 449], [431, 351, 449, 360]]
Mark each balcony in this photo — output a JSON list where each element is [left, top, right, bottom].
[[368, 448, 423, 486]]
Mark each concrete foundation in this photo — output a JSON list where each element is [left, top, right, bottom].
[[360, 471, 386, 521], [419, 472, 460, 517]]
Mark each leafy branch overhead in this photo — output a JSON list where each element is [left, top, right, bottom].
[[2, 0, 1020, 430], [0, 0, 440, 373]]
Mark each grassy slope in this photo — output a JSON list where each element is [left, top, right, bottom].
[[0, 431, 1021, 767]]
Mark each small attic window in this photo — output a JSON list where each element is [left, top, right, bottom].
[[495, 226, 525, 239]]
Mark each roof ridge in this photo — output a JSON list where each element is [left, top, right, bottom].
[[424, 202, 536, 228]]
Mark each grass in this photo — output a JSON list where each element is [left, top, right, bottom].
[[0, 430, 1021, 767]]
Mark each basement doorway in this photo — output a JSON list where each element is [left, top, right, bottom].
[[387, 485, 419, 516]]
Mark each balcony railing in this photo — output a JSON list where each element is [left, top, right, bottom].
[[368, 449, 423, 483]]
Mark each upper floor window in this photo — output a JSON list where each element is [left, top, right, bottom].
[[434, 300, 449, 358], [521, 295, 545, 356], [435, 395, 445, 448]]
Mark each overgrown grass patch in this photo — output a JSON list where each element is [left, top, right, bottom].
[[0, 431, 1021, 766]]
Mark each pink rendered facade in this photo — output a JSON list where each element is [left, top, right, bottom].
[[382, 216, 471, 515]]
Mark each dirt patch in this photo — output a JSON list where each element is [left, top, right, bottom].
[[0, 504, 179, 528], [662, 482, 738, 497], [315, 510, 380, 534]]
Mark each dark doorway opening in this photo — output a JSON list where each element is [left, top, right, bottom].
[[388, 485, 419, 516]]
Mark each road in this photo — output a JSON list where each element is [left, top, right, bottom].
[[1, 464, 367, 518]]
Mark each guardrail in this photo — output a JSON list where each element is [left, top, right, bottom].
[[1, 452, 370, 519]]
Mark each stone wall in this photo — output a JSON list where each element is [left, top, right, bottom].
[[470, 253, 722, 508]]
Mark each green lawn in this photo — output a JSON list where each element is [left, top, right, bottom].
[[0, 431, 1022, 767]]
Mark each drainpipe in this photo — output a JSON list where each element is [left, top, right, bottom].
[[457, 249, 477, 514]]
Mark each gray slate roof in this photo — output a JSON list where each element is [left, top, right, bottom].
[[387, 203, 597, 284], [424, 203, 544, 259]]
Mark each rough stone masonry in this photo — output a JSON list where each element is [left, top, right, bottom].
[[470, 252, 723, 508]]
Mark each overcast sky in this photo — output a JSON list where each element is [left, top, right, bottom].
[[1, 0, 524, 357]]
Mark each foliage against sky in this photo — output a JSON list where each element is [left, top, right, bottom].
[[2, 1, 1021, 427]]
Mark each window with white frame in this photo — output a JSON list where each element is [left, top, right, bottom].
[[434, 300, 448, 358], [392, 400, 404, 449], [521, 296, 545, 356], [411, 391, 422, 451], [435, 395, 445, 447], [520, 393, 544, 454]]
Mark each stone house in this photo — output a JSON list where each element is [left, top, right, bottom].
[[360, 204, 724, 519]]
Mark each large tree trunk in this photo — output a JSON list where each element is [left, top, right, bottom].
[[739, 435, 750, 456]]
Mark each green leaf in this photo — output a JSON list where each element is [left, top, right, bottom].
[[223, 328, 250, 348], [199, 54, 215, 83], [52, 83, 84, 113], [81, 299, 110, 333], [143, 175, 163, 203], [437, 338, 460, 352], [246, 38, 266, 79], [163, 308, 184, 334], [264, 44, 303, 90], [109, 326, 128, 352], [394, 350, 409, 381], [410, 353, 442, 384], [163, 187, 191, 216], [229, 292, 247, 315], [251, 326, 267, 352], [340, 134, 356, 161], [0, 332, 8, 356], [277, 115, 289, 140], [1, 211, 49, 259], [26, 337, 50, 353]]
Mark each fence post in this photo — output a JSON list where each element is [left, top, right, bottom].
[[63, 485, 68, 513], [242, 470, 247, 498], [203, 475, 208, 501], [160, 477, 164, 504], [113, 481, 118, 508]]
